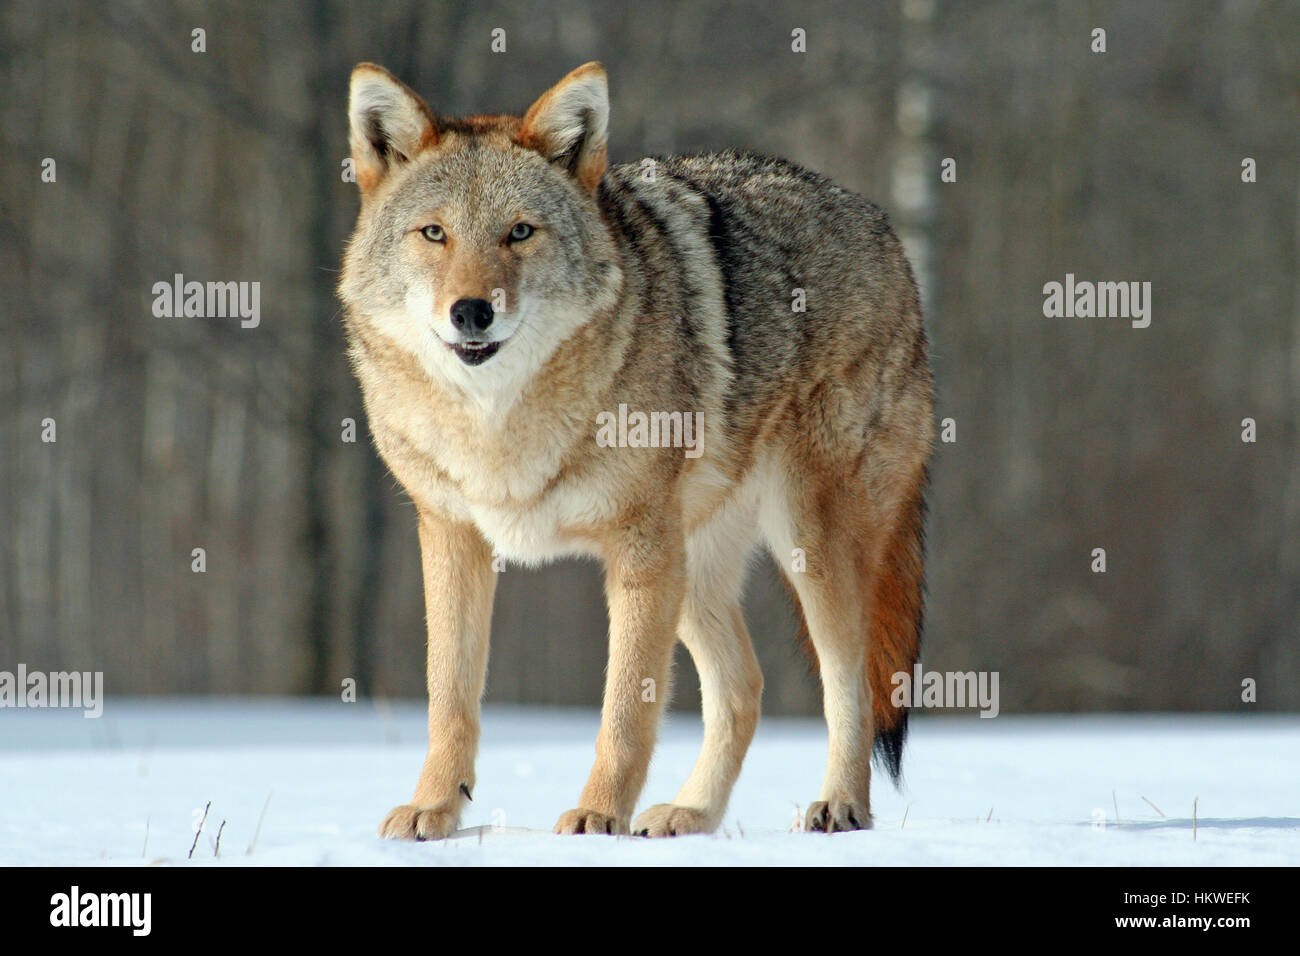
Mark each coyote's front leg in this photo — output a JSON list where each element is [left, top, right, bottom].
[[554, 512, 685, 835], [379, 508, 495, 841]]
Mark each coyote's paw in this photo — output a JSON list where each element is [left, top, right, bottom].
[[805, 800, 872, 833], [553, 808, 628, 835], [378, 804, 458, 841], [632, 804, 715, 837]]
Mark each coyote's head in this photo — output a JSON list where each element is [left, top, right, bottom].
[[339, 62, 621, 400]]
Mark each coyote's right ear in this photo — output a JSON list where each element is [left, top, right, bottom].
[[348, 63, 438, 196]]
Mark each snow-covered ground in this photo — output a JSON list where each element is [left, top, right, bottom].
[[1, 700, 1295, 866]]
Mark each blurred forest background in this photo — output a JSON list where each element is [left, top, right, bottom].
[[2, 0, 1297, 714]]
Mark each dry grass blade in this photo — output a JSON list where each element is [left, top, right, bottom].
[[188, 801, 211, 860]]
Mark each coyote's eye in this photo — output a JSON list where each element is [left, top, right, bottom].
[[508, 223, 535, 243], [420, 225, 445, 243]]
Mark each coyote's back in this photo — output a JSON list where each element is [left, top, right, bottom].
[[606, 149, 929, 451]]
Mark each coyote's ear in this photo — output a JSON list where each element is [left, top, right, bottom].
[[516, 62, 608, 193], [348, 63, 438, 196]]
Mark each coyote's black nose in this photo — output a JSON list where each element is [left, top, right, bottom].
[[450, 298, 494, 336]]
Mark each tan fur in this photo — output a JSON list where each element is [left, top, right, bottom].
[[378, 510, 494, 840], [340, 62, 934, 839]]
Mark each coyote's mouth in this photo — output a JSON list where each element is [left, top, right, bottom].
[[449, 340, 502, 366]]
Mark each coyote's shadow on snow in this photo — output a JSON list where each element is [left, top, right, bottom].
[[1081, 817, 1300, 831]]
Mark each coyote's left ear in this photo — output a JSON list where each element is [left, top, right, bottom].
[[348, 62, 438, 196], [516, 62, 608, 193]]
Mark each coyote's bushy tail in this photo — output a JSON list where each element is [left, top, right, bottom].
[[866, 468, 928, 784]]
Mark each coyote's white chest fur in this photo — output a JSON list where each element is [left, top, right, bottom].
[[376, 407, 614, 563], [462, 480, 607, 563], [390, 410, 737, 565]]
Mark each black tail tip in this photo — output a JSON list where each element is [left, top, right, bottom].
[[873, 708, 909, 787]]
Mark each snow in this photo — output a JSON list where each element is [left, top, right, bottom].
[[1, 700, 1296, 866]]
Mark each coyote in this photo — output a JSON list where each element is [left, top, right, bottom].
[[339, 62, 934, 838]]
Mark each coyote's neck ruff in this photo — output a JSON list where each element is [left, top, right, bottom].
[[339, 62, 934, 840]]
